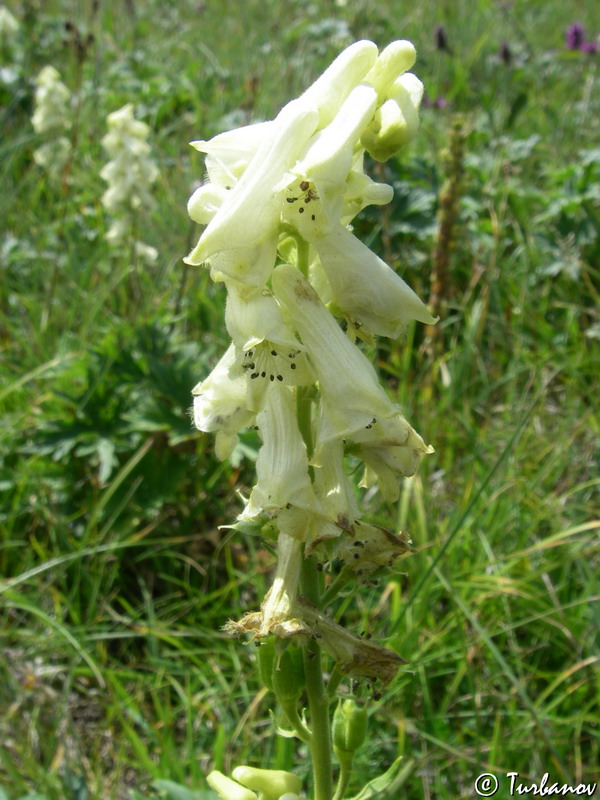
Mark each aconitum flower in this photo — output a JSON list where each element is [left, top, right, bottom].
[[31, 66, 71, 175], [207, 766, 302, 800], [100, 104, 159, 263], [187, 39, 434, 686]]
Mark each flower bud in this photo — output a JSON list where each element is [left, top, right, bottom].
[[231, 766, 302, 800], [256, 636, 276, 692], [272, 644, 305, 702], [332, 698, 368, 755]]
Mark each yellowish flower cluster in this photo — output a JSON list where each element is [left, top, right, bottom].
[[187, 38, 436, 800], [100, 104, 159, 263], [31, 66, 71, 175]]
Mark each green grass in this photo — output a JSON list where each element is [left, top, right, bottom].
[[1, 0, 599, 798]]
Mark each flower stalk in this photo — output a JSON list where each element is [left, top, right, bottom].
[[187, 38, 435, 800]]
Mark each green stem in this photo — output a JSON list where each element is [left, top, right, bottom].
[[294, 229, 332, 798], [332, 752, 353, 800], [297, 236, 310, 278], [301, 556, 333, 800], [280, 700, 312, 744]]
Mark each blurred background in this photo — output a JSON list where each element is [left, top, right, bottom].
[[1, 1, 598, 798]]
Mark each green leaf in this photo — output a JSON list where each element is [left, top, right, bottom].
[[346, 757, 415, 800]]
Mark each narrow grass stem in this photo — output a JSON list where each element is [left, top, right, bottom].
[[321, 566, 353, 608]]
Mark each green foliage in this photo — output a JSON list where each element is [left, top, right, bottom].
[[1, 0, 599, 799]]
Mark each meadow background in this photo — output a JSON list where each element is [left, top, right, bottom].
[[1, 0, 599, 798]]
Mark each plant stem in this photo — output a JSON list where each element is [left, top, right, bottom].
[[280, 700, 312, 744], [332, 753, 353, 800], [301, 555, 333, 800], [295, 231, 333, 798]]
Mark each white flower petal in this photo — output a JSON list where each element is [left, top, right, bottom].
[[225, 281, 300, 351], [361, 73, 424, 161], [31, 66, 71, 134], [389, 71, 424, 109], [232, 765, 302, 800], [187, 182, 229, 224], [342, 167, 394, 224], [184, 101, 319, 274], [295, 83, 377, 189], [0, 7, 19, 36], [207, 771, 258, 800], [223, 280, 315, 411], [272, 263, 398, 443], [363, 40, 416, 98], [311, 225, 437, 337], [280, 84, 378, 240], [352, 415, 434, 500], [190, 120, 272, 187], [312, 438, 360, 525], [245, 383, 317, 516], [299, 39, 378, 126], [192, 344, 255, 459]]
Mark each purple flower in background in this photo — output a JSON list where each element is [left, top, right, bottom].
[[566, 22, 586, 50], [581, 40, 599, 54]]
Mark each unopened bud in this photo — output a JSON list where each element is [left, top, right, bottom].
[[332, 698, 368, 755], [272, 644, 305, 702], [256, 635, 276, 692]]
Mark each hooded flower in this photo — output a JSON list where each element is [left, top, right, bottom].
[[242, 383, 318, 518], [351, 414, 434, 501], [184, 39, 397, 287], [308, 223, 437, 338], [192, 343, 255, 460], [361, 71, 424, 162], [207, 767, 302, 800], [184, 101, 319, 284], [272, 263, 399, 444], [224, 279, 315, 412]]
